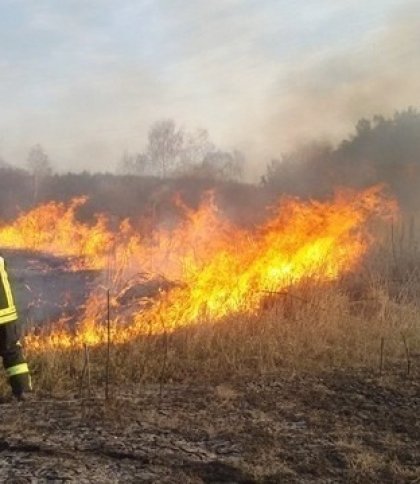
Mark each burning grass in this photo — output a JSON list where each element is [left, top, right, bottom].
[[0, 184, 419, 395], [24, 265, 420, 395], [2, 185, 396, 349]]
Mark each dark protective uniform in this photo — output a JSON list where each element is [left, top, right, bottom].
[[0, 256, 31, 398]]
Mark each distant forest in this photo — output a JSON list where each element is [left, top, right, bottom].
[[262, 108, 420, 212], [1, 109, 420, 225]]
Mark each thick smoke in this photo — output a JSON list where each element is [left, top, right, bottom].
[[245, 1, 420, 176], [0, 1, 419, 175], [261, 109, 420, 211]]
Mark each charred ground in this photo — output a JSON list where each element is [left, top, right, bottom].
[[0, 369, 418, 483]]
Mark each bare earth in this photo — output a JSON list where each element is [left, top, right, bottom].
[[0, 369, 418, 483]]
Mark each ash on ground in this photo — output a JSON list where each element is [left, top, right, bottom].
[[1, 249, 98, 328], [1, 249, 178, 330], [0, 370, 418, 483]]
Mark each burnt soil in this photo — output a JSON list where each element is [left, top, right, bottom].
[[0, 369, 418, 483]]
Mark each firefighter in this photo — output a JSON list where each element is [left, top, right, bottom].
[[0, 256, 31, 399]]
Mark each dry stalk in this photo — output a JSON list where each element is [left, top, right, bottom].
[[86, 344, 91, 398], [401, 332, 411, 376], [79, 343, 92, 398], [159, 314, 169, 402], [105, 288, 111, 401], [79, 344, 92, 419], [379, 337, 385, 377], [391, 219, 397, 265]]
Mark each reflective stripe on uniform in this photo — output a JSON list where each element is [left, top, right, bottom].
[[6, 363, 29, 377], [0, 308, 18, 324], [0, 257, 18, 324]]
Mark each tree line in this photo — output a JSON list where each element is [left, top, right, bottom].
[[261, 108, 420, 212], [1, 109, 420, 223]]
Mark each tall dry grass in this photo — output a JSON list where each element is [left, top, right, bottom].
[[26, 271, 420, 396], [3, 223, 420, 397]]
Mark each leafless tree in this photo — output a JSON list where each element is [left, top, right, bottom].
[[147, 119, 184, 178], [118, 151, 151, 176], [27, 144, 53, 201], [201, 150, 245, 181]]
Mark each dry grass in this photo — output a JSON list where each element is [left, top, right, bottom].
[[1, 209, 419, 481], [0, 242, 418, 482], [20, 246, 420, 397], [0, 227, 416, 398]]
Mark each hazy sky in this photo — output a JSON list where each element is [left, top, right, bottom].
[[0, 0, 419, 175]]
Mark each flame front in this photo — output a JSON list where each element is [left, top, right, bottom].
[[0, 186, 396, 351]]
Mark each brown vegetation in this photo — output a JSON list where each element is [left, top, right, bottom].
[[23, 243, 420, 395], [0, 233, 415, 482]]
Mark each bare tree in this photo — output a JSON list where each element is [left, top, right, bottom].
[[173, 128, 215, 176], [117, 120, 244, 180], [118, 151, 151, 176], [147, 119, 184, 178], [201, 150, 245, 181], [27, 144, 53, 201], [182, 128, 214, 165]]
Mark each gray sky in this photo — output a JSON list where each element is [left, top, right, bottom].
[[0, 0, 419, 175]]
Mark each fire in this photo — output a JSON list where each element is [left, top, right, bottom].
[[0, 186, 396, 351], [0, 197, 114, 270]]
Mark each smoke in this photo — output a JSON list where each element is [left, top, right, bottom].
[[0, 1, 419, 176], [244, 1, 420, 177]]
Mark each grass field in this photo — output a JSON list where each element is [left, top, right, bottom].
[[0, 231, 419, 482], [24, 242, 420, 393]]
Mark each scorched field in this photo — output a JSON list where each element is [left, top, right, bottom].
[[0, 185, 419, 483]]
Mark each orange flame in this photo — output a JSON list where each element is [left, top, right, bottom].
[[0, 185, 396, 351], [0, 197, 114, 270]]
